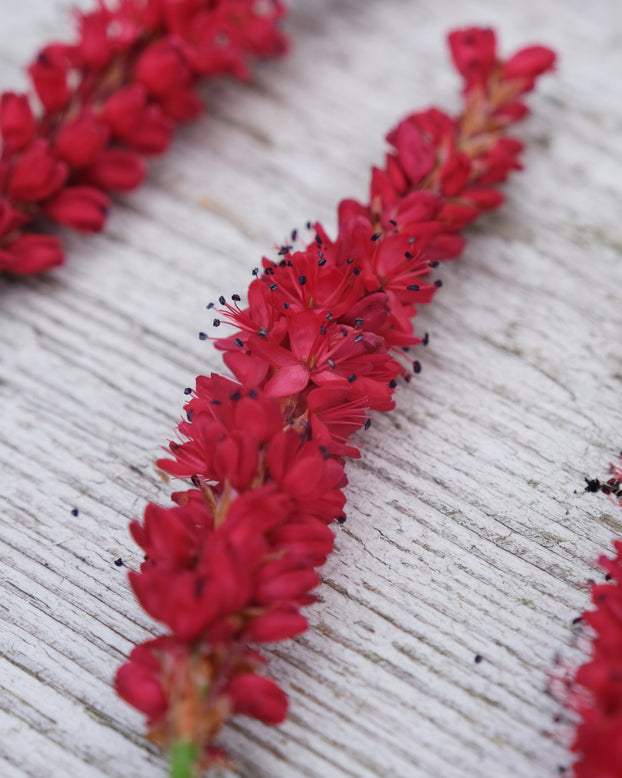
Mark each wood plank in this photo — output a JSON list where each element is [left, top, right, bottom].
[[1, 0, 621, 776]]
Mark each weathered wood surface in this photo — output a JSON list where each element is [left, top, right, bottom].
[[1, 1, 621, 776]]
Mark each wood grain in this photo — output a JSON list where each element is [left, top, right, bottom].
[[1, 1, 621, 776]]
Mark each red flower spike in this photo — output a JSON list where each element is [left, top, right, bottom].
[[0, 0, 290, 275], [561, 455, 622, 778], [116, 27, 555, 773]]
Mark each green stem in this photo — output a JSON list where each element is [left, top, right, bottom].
[[170, 741, 199, 778]]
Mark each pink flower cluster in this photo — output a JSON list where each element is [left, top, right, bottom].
[[116, 27, 555, 772], [0, 0, 288, 275], [565, 456, 622, 778]]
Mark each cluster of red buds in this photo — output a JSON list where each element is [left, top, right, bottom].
[[561, 455, 622, 778], [114, 26, 555, 776], [0, 0, 288, 275]]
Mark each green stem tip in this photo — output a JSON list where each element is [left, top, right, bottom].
[[170, 741, 200, 778]]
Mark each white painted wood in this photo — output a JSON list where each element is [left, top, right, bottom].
[[1, 1, 621, 776]]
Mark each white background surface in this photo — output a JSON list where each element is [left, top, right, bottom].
[[1, 1, 622, 776]]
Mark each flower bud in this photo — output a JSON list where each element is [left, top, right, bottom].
[[135, 39, 191, 98], [85, 149, 146, 192], [243, 608, 308, 643], [159, 87, 204, 122], [0, 92, 36, 152], [55, 113, 110, 168], [44, 186, 110, 233], [76, 9, 113, 70], [503, 46, 556, 81], [129, 105, 174, 155], [440, 152, 472, 197], [103, 84, 148, 139], [8, 139, 67, 202], [0, 234, 64, 274], [0, 197, 27, 237], [448, 27, 497, 85], [28, 45, 70, 113], [228, 674, 288, 724]]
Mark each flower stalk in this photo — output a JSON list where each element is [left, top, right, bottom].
[[171, 742, 200, 778], [115, 27, 556, 774], [0, 0, 288, 274]]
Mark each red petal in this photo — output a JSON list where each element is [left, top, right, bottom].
[[263, 363, 309, 398]]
